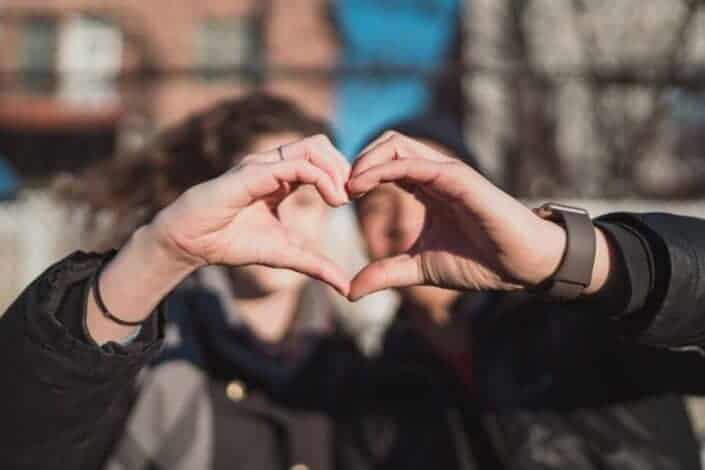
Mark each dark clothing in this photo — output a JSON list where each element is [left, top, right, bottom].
[[0, 252, 164, 469], [3, 212, 705, 469], [355, 294, 702, 470], [154, 283, 363, 470]]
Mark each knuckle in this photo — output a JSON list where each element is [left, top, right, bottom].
[[391, 131, 409, 143], [389, 133, 409, 152], [388, 133, 403, 145], [447, 160, 467, 171], [312, 133, 329, 145], [179, 186, 200, 205], [240, 152, 266, 165], [298, 158, 314, 171], [237, 163, 257, 176]]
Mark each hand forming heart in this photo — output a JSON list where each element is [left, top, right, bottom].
[[149, 133, 573, 300], [346, 131, 569, 300]]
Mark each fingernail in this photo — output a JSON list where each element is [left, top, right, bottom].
[[340, 189, 350, 203]]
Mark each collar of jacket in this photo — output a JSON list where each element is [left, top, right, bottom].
[[170, 269, 340, 394]]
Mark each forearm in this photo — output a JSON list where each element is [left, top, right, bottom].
[[86, 223, 198, 345], [0, 252, 165, 468]]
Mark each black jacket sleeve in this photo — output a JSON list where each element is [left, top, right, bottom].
[[593, 213, 705, 350], [0, 251, 164, 469], [558, 213, 705, 398]]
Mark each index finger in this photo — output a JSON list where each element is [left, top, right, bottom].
[[215, 159, 345, 210], [282, 135, 350, 203], [351, 132, 453, 179], [348, 158, 481, 206]]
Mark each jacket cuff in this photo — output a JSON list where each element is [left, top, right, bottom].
[[596, 213, 705, 348], [592, 220, 653, 316], [24, 251, 165, 383]]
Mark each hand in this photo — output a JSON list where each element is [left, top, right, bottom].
[[149, 135, 352, 295], [346, 132, 570, 300]]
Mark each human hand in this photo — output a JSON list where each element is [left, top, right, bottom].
[[148, 135, 352, 295], [346, 132, 571, 300]]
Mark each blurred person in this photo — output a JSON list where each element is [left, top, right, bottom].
[[46, 93, 368, 470], [349, 115, 705, 469], [4, 114, 705, 470]]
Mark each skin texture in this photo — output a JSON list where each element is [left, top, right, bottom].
[[229, 132, 331, 297], [224, 132, 333, 342], [86, 134, 351, 345], [356, 180, 461, 322], [355, 138, 473, 323], [86, 132, 613, 345], [347, 131, 612, 301]]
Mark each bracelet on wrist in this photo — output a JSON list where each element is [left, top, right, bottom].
[[90, 260, 150, 327]]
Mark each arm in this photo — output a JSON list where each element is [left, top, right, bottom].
[[0, 252, 165, 468], [0, 135, 350, 468], [346, 132, 705, 352], [587, 212, 705, 350]]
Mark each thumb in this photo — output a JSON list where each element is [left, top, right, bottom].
[[349, 254, 423, 301], [267, 243, 351, 297]]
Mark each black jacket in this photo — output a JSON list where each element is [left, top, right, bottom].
[[2, 212, 705, 469], [348, 292, 703, 470]]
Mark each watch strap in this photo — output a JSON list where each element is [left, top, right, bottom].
[[535, 204, 596, 300]]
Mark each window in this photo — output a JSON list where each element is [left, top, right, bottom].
[[19, 16, 58, 94], [57, 15, 122, 108], [197, 16, 261, 83]]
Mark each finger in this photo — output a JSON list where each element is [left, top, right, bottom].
[[355, 130, 396, 161], [268, 159, 346, 207], [225, 159, 345, 209], [347, 159, 479, 205], [348, 254, 423, 301], [351, 131, 403, 179], [351, 132, 452, 178], [239, 135, 349, 202], [283, 135, 350, 202], [266, 244, 351, 296], [314, 135, 352, 189]]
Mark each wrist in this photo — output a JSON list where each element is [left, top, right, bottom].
[[144, 216, 207, 271], [531, 218, 567, 286], [532, 218, 612, 297], [85, 225, 199, 345], [583, 227, 613, 295]]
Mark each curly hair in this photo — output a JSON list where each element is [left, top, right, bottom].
[[59, 92, 329, 248]]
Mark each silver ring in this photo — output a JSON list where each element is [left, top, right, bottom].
[[277, 146, 285, 161]]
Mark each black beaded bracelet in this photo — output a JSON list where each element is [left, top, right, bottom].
[[90, 261, 147, 327]]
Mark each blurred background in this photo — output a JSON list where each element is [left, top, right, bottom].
[[1, 0, 705, 451]]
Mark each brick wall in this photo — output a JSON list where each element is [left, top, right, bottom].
[[1, 0, 336, 128]]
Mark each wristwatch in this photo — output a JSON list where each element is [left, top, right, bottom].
[[532, 202, 596, 300]]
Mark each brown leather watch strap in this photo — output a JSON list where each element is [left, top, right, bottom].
[[534, 203, 596, 300]]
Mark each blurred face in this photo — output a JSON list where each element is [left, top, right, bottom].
[[355, 139, 460, 317], [228, 132, 330, 295]]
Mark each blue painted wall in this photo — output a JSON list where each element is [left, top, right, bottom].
[[332, 0, 461, 158], [0, 158, 19, 201]]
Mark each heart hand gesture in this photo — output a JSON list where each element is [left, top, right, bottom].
[[346, 132, 570, 300], [150, 135, 352, 296]]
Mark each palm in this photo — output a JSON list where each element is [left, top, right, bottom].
[[149, 191, 268, 267], [405, 189, 536, 292], [204, 204, 300, 267]]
